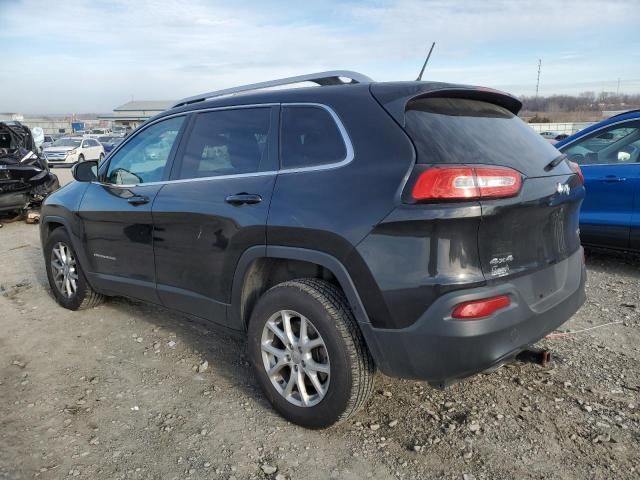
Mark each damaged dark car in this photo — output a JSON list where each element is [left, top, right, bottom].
[[0, 121, 59, 215]]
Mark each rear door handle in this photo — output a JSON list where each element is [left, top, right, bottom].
[[600, 176, 626, 183], [127, 195, 149, 205], [225, 193, 262, 205]]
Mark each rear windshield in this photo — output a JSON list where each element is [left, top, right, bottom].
[[405, 98, 562, 176]]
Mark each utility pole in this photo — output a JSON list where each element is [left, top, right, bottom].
[[617, 78, 620, 96], [535, 58, 542, 98]]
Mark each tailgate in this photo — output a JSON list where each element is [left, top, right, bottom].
[[478, 173, 584, 283], [398, 95, 585, 285]]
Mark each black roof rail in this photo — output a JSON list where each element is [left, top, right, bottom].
[[172, 70, 374, 109]]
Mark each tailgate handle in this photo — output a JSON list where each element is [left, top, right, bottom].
[[127, 195, 150, 206], [225, 193, 262, 205], [600, 175, 626, 183]]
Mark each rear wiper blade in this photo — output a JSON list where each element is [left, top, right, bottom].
[[544, 154, 567, 172]]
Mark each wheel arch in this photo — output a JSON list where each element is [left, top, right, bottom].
[[41, 215, 98, 293], [229, 246, 371, 332], [40, 215, 71, 245]]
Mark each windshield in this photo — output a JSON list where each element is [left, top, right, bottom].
[[52, 138, 81, 147], [404, 97, 564, 177]]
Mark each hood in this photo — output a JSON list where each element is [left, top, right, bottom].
[[44, 146, 75, 153]]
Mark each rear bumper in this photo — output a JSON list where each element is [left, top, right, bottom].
[[359, 248, 586, 386]]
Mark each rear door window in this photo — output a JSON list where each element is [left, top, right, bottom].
[[175, 108, 272, 179], [405, 97, 566, 177], [280, 106, 347, 169]]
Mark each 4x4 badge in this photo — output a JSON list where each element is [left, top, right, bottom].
[[556, 183, 570, 195]]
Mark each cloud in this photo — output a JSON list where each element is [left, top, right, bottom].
[[1, 0, 638, 112]]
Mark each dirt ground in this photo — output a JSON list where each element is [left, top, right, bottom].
[[1, 173, 639, 479]]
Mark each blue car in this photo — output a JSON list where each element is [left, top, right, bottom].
[[98, 136, 123, 154], [556, 110, 640, 250]]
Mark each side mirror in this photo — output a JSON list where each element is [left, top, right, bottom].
[[72, 160, 98, 182]]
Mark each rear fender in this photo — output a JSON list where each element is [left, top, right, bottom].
[[229, 246, 372, 331]]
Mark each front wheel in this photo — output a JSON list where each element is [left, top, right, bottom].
[[44, 228, 104, 310], [248, 279, 375, 428], [99, 153, 104, 162]]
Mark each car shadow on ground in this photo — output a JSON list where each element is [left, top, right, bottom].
[[25, 245, 274, 413], [97, 295, 274, 409], [584, 247, 640, 278]]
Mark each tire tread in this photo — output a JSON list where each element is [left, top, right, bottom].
[[45, 228, 105, 310], [271, 278, 375, 424]]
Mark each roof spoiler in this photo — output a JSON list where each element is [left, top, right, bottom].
[[370, 82, 523, 126]]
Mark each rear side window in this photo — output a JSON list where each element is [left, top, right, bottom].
[[405, 98, 561, 177], [177, 108, 271, 179], [281, 106, 347, 169]]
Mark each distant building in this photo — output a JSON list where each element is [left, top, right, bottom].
[[99, 100, 175, 131]]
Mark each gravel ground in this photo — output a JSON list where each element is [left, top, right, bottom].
[[1, 187, 639, 479]]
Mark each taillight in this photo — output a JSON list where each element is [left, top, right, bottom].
[[452, 295, 511, 320], [411, 166, 522, 201], [568, 161, 584, 185]]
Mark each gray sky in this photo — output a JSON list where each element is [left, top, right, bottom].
[[2, 0, 639, 113]]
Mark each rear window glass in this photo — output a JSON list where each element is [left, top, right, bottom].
[[405, 98, 560, 176], [281, 106, 347, 169]]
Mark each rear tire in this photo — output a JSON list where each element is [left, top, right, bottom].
[[44, 228, 104, 310], [248, 279, 375, 428]]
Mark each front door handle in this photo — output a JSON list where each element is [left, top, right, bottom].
[[600, 175, 626, 183], [225, 193, 262, 205], [127, 195, 149, 206]]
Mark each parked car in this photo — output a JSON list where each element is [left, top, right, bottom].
[[39, 71, 586, 428], [539, 131, 556, 139], [41, 135, 57, 151], [43, 136, 104, 166], [556, 109, 640, 250], [98, 136, 123, 154], [0, 121, 59, 213]]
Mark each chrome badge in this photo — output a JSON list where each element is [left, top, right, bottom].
[[489, 254, 513, 277]]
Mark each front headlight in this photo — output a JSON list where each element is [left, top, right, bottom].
[[66, 149, 77, 156]]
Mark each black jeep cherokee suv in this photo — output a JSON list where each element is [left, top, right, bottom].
[[40, 71, 586, 428]]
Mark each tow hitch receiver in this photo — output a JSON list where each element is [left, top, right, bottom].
[[516, 347, 551, 367]]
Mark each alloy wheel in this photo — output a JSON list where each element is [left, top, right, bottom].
[[50, 242, 78, 298], [260, 310, 330, 407]]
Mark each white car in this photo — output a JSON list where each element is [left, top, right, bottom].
[[43, 137, 105, 166]]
